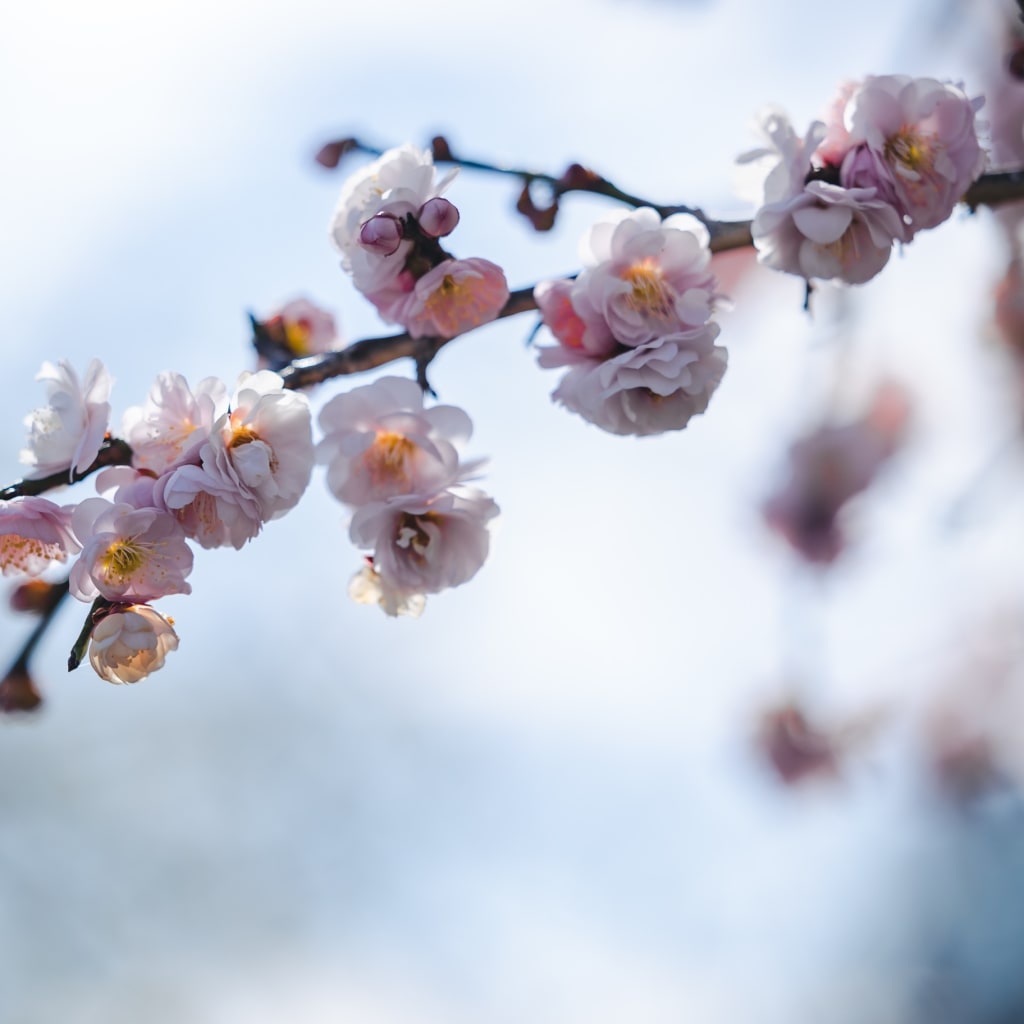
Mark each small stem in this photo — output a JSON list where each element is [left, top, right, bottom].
[[68, 597, 109, 672]]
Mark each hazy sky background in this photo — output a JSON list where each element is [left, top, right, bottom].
[[3, 1, 1024, 1021]]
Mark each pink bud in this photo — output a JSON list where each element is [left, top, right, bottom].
[[359, 214, 404, 256], [418, 197, 460, 238]]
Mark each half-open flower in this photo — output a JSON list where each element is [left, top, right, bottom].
[[88, 604, 179, 684]]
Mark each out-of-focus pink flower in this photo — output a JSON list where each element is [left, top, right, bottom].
[[757, 702, 840, 786], [543, 325, 728, 437], [70, 498, 193, 602], [0, 497, 80, 576], [834, 75, 985, 233], [349, 487, 499, 598], [20, 359, 113, 480], [121, 372, 227, 475], [399, 258, 510, 339], [763, 382, 911, 563], [752, 180, 906, 284], [348, 561, 426, 618], [317, 375, 473, 507], [88, 604, 178, 684], [261, 298, 339, 359]]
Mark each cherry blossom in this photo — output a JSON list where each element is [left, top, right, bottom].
[[70, 498, 194, 602], [349, 487, 499, 598], [88, 605, 179, 685], [120, 372, 227, 475], [20, 359, 113, 480], [317, 375, 475, 507], [0, 498, 80, 577], [398, 257, 510, 339]]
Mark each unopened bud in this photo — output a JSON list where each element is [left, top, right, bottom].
[[9, 579, 63, 615], [430, 135, 454, 162], [359, 213, 404, 256], [314, 137, 358, 169], [418, 197, 460, 238], [0, 667, 43, 714]]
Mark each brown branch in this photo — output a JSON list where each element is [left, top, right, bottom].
[[0, 438, 134, 502]]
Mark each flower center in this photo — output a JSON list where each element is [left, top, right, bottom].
[[363, 432, 417, 487], [101, 539, 146, 581], [622, 260, 676, 320], [395, 512, 437, 561], [884, 128, 934, 177], [228, 425, 260, 449], [284, 319, 313, 356]]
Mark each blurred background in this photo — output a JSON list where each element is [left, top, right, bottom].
[[3, 0, 1024, 1021]]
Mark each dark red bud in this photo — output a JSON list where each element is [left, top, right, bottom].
[[430, 135, 454, 162], [0, 668, 43, 714], [515, 182, 558, 232], [315, 137, 359, 169]]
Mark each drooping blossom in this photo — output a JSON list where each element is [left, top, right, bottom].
[[160, 371, 314, 549], [88, 604, 179, 684], [763, 382, 911, 563], [348, 561, 426, 618], [70, 498, 193, 602], [0, 497, 80, 576], [120, 372, 227, 475], [540, 325, 728, 437], [752, 179, 907, 285], [395, 257, 509, 338], [20, 359, 113, 480], [349, 487, 499, 599], [317, 375, 475, 507]]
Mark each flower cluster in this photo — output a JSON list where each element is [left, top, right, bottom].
[[533, 207, 728, 436], [316, 376, 498, 616], [330, 145, 509, 338], [740, 75, 985, 284], [4, 362, 315, 685]]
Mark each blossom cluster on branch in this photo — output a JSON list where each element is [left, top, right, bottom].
[[0, 66, 1008, 709]]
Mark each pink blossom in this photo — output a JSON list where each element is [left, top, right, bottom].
[[317, 376, 473, 507], [349, 487, 499, 598], [829, 75, 985, 233], [88, 604, 179, 684], [398, 258, 510, 339], [753, 179, 906, 284], [763, 382, 911, 563], [568, 208, 718, 346], [736, 107, 825, 208], [70, 498, 193, 602], [0, 497, 80, 577], [20, 359, 113, 480], [120, 372, 227, 475], [157, 371, 313, 548], [542, 324, 728, 437]]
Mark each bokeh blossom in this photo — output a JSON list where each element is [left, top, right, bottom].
[[763, 382, 911, 563]]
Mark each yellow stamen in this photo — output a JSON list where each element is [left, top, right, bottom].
[[622, 260, 676, 320], [101, 539, 145, 582]]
